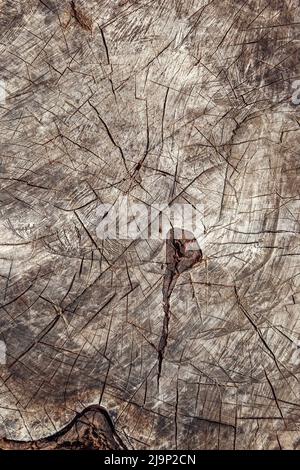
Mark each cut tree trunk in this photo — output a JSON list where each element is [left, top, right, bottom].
[[0, 0, 299, 450]]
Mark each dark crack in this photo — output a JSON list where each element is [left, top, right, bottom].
[[157, 231, 202, 387], [70, 1, 93, 32]]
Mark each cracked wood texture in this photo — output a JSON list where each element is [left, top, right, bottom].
[[0, 0, 300, 451]]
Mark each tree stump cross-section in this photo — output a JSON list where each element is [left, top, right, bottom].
[[0, 0, 300, 451]]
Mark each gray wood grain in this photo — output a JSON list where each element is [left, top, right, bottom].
[[0, 0, 299, 450]]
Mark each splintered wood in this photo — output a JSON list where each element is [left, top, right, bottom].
[[0, 0, 299, 450]]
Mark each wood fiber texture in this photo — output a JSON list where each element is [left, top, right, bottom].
[[0, 0, 300, 450]]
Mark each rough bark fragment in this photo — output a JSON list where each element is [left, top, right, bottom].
[[0, 405, 126, 450]]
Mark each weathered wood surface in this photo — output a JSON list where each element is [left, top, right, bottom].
[[0, 0, 300, 450]]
